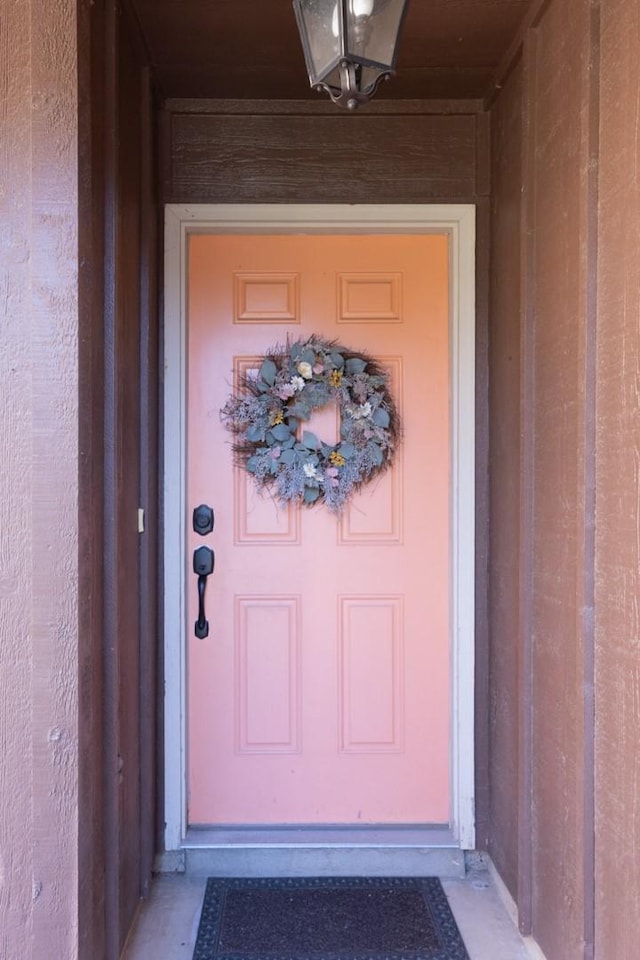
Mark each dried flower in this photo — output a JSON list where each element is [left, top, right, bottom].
[[291, 376, 305, 392], [329, 370, 343, 388], [276, 383, 296, 400], [329, 451, 346, 467], [297, 361, 313, 379], [352, 401, 372, 420], [270, 410, 284, 426]]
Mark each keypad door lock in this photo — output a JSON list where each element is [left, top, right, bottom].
[[193, 504, 214, 536]]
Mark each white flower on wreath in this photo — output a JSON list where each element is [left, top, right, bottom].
[[291, 375, 305, 392], [303, 462, 319, 479], [297, 361, 313, 379], [352, 401, 372, 420]]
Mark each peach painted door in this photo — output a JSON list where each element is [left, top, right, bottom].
[[187, 233, 450, 825]]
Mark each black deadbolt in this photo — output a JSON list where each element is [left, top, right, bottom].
[[193, 503, 214, 536]]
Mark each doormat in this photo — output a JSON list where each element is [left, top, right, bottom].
[[192, 877, 470, 960]]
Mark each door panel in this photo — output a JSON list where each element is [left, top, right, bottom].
[[187, 234, 450, 825]]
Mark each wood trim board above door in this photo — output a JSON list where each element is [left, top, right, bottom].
[[163, 204, 476, 871]]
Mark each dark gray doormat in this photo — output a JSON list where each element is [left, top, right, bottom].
[[193, 877, 470, 960]]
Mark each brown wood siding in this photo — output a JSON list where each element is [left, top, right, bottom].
[[78, 2, 159, 957], [162, 100, 488, 204], [489, 0, 603, 956], [595, 1, 640, 957], [487, 59, 523, 902], [78, 0, 108, 954], [0, 0, 81, 957], [527, 3, 591, 953], [107, 5, 159, 956]]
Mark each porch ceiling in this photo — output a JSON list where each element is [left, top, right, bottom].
[[129, 0, 534, 102]]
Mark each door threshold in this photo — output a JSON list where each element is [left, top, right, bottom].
[[179, 825, 465, 878]]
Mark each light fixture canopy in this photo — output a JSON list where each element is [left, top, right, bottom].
[[293, 0, 410, 110]]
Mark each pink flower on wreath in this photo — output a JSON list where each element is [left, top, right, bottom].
[[313, 363, 324, 375], [325, 466, 339, 488], [276, 383, 296, 400], [270, 446, 282, 459]]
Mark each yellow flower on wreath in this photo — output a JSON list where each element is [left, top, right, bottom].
[[270, 409, 284, 426], [329, 451, 346, 468], [329, 370, 343, 388]]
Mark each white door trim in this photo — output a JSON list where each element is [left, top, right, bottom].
[[163, 203, 476, 853]]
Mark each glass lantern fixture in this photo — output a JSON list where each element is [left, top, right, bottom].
[[293, 0, 410, 110]]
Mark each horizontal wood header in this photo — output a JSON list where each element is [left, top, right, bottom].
[[162, 100, 488, 205]]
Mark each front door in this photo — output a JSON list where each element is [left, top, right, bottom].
[[186, 232, 452, 828]]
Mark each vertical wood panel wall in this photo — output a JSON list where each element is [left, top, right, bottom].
[[488, 60, 523, 902], [0, 1, 81, 958], [78, 1, 160, 958], [489, 3, 596, 956], [595, 1, 640, 957], [526, 4, 595, 955], [489, 0, 640, 957], [102, 3, 159, 957]]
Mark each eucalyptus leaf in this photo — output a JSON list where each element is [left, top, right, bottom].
[[260, 358, 277, 385], [289, 403, 311, 420], [331, 352, 345, 369], [302, 431, 319, 450], [372, 407, 390, 428], [339, 441, 356, 459], [280, 448, 296, 465], [246, 457, 259, 473], [368, 441, 384, 466], [246, 423, 264, 443], [304, 487, 320, 503], [346, 357, 367, 375], [300, 348, 315, 365], [271, 423, 292, 441]]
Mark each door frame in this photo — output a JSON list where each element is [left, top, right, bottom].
[[163, 203, 476, 854]]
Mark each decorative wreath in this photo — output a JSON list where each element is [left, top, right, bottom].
[[221, 336, 401, 512]]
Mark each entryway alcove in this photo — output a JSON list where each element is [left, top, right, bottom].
[[3, 2, 639, 959]]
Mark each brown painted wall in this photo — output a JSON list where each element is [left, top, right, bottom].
[[488, 59, 523, 900], [0, 1, 158, 958], [99, 3, 160, 957], [0, 1, 81, 957], [526, 3, 595, 954], [595, 1, 640, 957], [489, 0, 640, 958], [489, 0, 598, 953]]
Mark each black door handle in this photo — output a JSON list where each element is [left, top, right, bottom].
[[193, 546, 214, 638]]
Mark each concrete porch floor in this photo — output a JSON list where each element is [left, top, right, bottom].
[[122, 859, 545, 960]]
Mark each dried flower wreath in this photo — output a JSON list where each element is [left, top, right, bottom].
[[221, 336, 400, 512]]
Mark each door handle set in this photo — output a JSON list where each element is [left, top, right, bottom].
[[192, 504, 215, 639]]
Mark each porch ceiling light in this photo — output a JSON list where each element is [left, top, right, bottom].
[[293, 0, 410, 110]]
